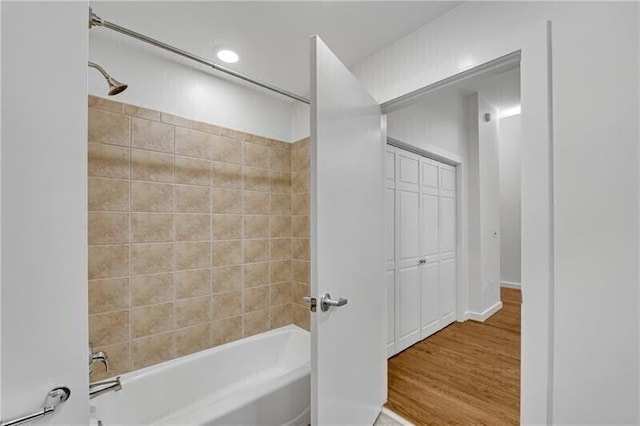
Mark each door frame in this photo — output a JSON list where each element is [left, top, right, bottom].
[[381, 22, 554, 425]]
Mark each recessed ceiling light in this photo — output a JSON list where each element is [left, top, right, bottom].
[[217, 49, 239, 64]]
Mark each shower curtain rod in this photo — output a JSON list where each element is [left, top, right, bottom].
[[89, 9, 311, 105]]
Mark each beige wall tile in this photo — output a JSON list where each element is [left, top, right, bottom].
[[212, 291, 243, 320], [292, 304, 310, 331], [89, 245, 129, 279], [270, 193, 291, 215], [89, 178, 129, 211], [243, 142, 270, 169], [269, 146, 291, 172], [162, 112, 192, 128], [244, 309, 270, 337], [131, 332, 174, 370], [89, 278, 129, 314], [212, 215, 242, 240], [270, 282, 292, 307], [175, 214, 210, 241], [211, 162, 242, 189], [270, 238, 291, 261], [89, 310, 129, 346], [292, 192, 309, 216], [212, 189, 242, 214], [292, 215, 309, 238], [244, 239, 270, 263], [219, 128, 246, 141], [211, 316, 243, 346], [131, 302, 175, 338], [92, 342, 129, 381], [131, 273, 174, 307], [89, 143, 130, 179], [175, 127, 211, 160], [270, 171, 291, 194], [131, 117, 174, 153], [176, 323, 211, 357], [268, 139, 290, 149], [270, 304, 293, 329], [270, 216, 291, 238], [244, 262, 270, 288], [292, 238, 310, 261], [212, 266, 243, 293], [89, 212, 129, 245], [89, 108, 130, 146], [175, 156, 210, 186], [244, 191, 270, 215], [211, 135, 242, 164], [89, 95, 123, 113], [292, 260, 310, 284], [291, 145, 309, 171], [293, 283, 310, 306], [243, 286, 269, 313], [130, 243, 174, 275], [176, 296, 210, 327], [270, 261, 292, 283], [193, 120, 223, 135], [243, 166, 270, 192], [212, 240, 242, 266], [244, 215, 269, 239], [174, 185, 210, 213], [292, 169, 310, 193], [175, 269, 211, 299], [131, 213, 174, 243], [131, 149, 174, 183], [246, 134, 267, 145], [124, 104, 161, 121], [131, 181, 173, 212], [175, 242, 211, 270]]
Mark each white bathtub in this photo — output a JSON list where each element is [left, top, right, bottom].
[[91, 325, 310, 426]]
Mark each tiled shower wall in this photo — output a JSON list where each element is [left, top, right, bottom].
[[87, 95, 310, 380]]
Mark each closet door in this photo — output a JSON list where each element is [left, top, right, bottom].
[[420, 157, 441, 338], [385, 147, 396, 357], [395, 149, 421, 352], [439, 164, 457, 326]]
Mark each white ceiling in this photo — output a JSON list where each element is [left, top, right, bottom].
[[91, 1, 463, 98]]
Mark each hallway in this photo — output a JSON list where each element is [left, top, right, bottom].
[[386, 288, 521, 425]]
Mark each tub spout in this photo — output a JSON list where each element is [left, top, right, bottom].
[[89, 377, 122, 399]]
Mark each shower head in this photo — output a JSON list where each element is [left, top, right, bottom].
[[88, 61, 128, 96]]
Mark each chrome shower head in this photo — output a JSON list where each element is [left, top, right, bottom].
[[88, 62, 128, 96]]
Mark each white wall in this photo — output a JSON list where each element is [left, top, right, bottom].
[[290, 101, 311, 142], [1, 2, 89, 424], [89, 34, 296, 141], [499, 115, 521, 286], [352, 2, 639, 424]]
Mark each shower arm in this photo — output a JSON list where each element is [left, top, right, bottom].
[[88, 61, 110, 80], [88, 8, 311, 105]]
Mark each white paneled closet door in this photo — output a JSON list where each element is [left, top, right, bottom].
[[395, 149, 422, 353], [387, 145, 457, 357], [385, 146, 397, 357]]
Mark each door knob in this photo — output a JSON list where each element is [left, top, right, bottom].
[[418, 258, 427, 264], [320, 293, 348, 312]]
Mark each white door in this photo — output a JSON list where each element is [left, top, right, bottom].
[[394, 150, 421, 352], [310, 36, 386, 425], [438, 165, 457, 325]]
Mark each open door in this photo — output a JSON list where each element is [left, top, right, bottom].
[[310, 36, 386, 425]]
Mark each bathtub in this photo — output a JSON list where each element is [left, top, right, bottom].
[[91, 325, 310, 426]]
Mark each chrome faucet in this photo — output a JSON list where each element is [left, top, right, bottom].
[[89, 377, 122, 399], [89, 343, 109, 375]]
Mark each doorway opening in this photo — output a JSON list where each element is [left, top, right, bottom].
[[383, 57, 523, 424]]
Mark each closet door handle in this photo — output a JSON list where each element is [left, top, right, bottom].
[[418, 258, 427, 265]]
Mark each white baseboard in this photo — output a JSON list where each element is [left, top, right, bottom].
[[501, 281, 521, 289], [466, 301, 503, 322], [380, 407, 415, 426]]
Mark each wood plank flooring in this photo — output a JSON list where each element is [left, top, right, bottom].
[[386, 288, 521, 425]]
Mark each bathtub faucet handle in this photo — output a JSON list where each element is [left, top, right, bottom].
[[90, 349, 109, 375]]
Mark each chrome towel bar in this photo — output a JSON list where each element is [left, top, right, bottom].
[[1, 386, 70, 426]]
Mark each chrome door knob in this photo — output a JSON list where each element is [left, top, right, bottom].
[[320, 293, 348, 312]]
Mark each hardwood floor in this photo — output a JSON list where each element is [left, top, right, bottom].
[[386, 288, 521, 425]]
